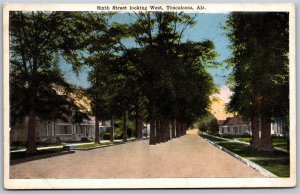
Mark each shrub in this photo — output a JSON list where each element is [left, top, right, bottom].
[[102, 133, 111, 140], [241, 132, 251, 137], [81, 137, 92, 142], [56, 137, 62, 143]]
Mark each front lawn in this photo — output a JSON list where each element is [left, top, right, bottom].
[[252, 159, 290, 177], [200, 134, 290, 177], [232, 137, 288, 150], [234, 137, 251, 143], [272, 138, 289, 149]]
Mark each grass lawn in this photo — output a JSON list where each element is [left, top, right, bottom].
[[234, 137, 251, 143], [233, 137, 288, 150], [200, 134, 290, 177], [272, 139, 289, 149], [252, 159, 290, 177], [75, 142, 114, 149]]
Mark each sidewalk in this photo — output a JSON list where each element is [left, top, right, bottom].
[[10, 138, 137, 153]]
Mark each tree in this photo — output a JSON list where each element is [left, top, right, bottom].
[[226, 12, 289, 151], [9, 11, 88, 153], [196, 113, 219, 134]]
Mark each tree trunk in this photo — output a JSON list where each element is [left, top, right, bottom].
[[161, 116, 167, 142], [26, 24, 40, 154], [166, 119, 171, 141], [135, 108, 143, 139], [250, 113, 260, 149], [175, 119, 180, 137], [95, 116, 100, 144], [163, 117, 169, 141], [184, 122, 187, 135], [178, 121, 182, 137], [26, 78, 38, 153], [53, 120, 56, 138], [123, 111, 128, 142], [258, 113, 273, 151], [171, 118, 176, 138], [27, 110, 37, 153], [149, 118, 156, 145], [156, 113, 162, 143], [149, 104, 156, 145], [110, 115, 115, 142], [181, 122, 186, 136]]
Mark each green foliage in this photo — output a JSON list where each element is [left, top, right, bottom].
[[9, 11, 91, 126], [196, 113, 218, 134], [225, 12, 289, 119], [114, 118, 135, 138], [126, 13, 218, 125], [80, 137, 93, 143], [101, 133, 111, 140]]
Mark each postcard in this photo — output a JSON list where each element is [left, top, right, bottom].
[[3, 3, 296, 189]]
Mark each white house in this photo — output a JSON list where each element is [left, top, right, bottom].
[[218, 116, 286, 137], [218, 116, 251, 136], [10, 116, 111, 143], [271, 118, 286, 137]]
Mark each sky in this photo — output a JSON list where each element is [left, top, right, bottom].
[[60, 13, 233, 119]]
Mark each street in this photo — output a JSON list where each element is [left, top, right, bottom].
[[10, 129, 263, 178]]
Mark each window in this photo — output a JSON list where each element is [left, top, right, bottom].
[[64, 126, 69, 134]]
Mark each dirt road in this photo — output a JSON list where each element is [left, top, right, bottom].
[[10, 129, 263, 178]]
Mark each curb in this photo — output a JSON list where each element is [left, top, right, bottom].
[[73, 139, 147, 151], [202, 137, 278, 178], [10, 151, 75, 165]]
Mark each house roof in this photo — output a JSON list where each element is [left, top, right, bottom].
[[52, 84, 91, 113], [219, 116, 249, 126], [82, 116, 95, 125], [218, 120, 226, 126]]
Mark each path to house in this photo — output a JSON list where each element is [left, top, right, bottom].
[[10, 129, 263, 178]]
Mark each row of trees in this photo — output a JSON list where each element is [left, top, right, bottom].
[[226, 12, 289, 151], [69, 13, 219, 145], [10, 11, 219, 153]]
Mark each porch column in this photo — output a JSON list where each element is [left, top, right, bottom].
[[52, 121, 55, 137], [46, 122, 49, 137]]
